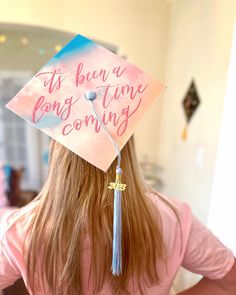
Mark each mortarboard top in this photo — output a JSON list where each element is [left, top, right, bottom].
[[6, 34, 165, 172]]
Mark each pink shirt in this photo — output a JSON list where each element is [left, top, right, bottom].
[[0, 192, 234, 294]]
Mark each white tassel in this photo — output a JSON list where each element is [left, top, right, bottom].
[[112, 187, 122, 275], [108, 166, 126, 276], [85, 93, 126, 276]]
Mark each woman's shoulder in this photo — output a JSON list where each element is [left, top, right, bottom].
[[0, 200, 39, 251], [146, 190, 192, 226], [146, 190, 193, 257], [0, 201, 39, 290]]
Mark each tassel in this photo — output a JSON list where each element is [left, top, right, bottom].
[[112, 187, 122, 275], [85, 91, 126, 275], [108, 166, 126, 276], [182, 125, 188, 141]]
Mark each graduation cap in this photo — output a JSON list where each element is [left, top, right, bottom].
[[5, 34, 166, 275]]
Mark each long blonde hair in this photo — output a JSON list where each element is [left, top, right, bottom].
[[25, 136, 166, 294]]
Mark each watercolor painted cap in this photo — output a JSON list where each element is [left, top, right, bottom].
[[6, 34, 165, 172]]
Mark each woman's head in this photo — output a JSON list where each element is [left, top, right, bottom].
[[26, 137, 165, 295], [48, 136, 144, 193]]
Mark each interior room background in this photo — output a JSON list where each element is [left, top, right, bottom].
[[1, 0, 236, 293]]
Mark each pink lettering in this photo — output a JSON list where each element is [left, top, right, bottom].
[[36, 69, 66, 93], [61, 97, 142, 137], [32, 96, 46, 123], [96, 83, 148, 108], [75, 62, 110, 86], [32, 96, 79, 124], [117, 97, 142, 136], [112, 66, 126, 77]]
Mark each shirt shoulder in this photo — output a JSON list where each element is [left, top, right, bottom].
[[147, 191, 234, 280], [0, 200, 39, 241], [0, 200, 39, 289], [147, 191, 193, 261]]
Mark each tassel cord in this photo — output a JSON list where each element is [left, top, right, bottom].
[[86, 97, 123, 276], [88, 99, 121, 167]]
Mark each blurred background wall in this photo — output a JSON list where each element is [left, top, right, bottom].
[[158, 0, 236, 222]]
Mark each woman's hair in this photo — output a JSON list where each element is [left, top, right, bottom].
[[25, 136, 166, 294]]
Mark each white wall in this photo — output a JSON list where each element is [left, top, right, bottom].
[[208, 22, 236, 254], [157, 0, 236, 223], [158, 2, 236, 289]]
